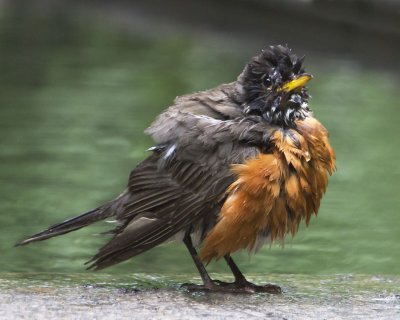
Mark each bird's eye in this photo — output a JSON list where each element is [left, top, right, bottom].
[[262, 77, 272, 87]]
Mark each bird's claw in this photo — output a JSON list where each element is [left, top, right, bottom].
[[181, 279, 281, 294]]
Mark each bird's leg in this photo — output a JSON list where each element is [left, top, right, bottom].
[[223, 255, 282, 294], [181, 231, 238, 292], [224, 255, 247, 283], [182, 231, 214, 287], [181, 233, 232, 292], [181, 231, 281, 294]]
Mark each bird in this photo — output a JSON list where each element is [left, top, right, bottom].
[[17, 45, 335, 294]]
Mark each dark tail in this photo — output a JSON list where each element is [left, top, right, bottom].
[[16, 204, 112, 246]]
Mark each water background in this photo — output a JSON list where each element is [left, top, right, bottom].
[[1, 9, 399, 276]]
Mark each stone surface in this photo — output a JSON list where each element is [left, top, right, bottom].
[[1, 273, 399, 319]]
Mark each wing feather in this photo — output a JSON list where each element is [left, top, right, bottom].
[[86, 150, 238, 270]]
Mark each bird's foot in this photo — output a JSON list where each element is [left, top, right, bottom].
[[181, 279, 281, 294], [234, 279, 282, 294]]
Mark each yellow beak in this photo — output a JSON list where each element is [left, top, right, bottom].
[[278, 74, 313, 93]]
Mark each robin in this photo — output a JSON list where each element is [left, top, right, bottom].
[[17, 45, 335, 294]]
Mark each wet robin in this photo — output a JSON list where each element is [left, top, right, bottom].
[[17, 45, 335, 294]]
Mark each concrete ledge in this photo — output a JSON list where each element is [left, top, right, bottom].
[[1, 273, 399, 319]]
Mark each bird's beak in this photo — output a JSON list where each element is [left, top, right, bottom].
[[278, 74, 313, 93]]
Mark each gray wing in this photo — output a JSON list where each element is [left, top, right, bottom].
[[87, 85, 273, 270], [86, 146, 245, 270]]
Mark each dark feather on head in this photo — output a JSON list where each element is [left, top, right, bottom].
[[237, 45, 312, 127]]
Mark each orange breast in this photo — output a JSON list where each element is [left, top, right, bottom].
[[199, 117, 336, 262]]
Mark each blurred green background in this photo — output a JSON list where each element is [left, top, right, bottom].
[[1, 0, 399, 276]]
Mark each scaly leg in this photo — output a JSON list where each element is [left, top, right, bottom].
[[181, 231, 230, 291], [181, 231, 281, 294], [182, 231, 213, 287], [223, 255, 282, 294]]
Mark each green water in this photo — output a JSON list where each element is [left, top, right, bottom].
[[1, 10, 399, 276]]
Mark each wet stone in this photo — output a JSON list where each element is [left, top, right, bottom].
[[0, 273, 399, 319]]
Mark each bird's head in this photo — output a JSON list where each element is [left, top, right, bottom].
[[237, 45, 312, 127]]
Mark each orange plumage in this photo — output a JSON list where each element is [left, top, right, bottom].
[[200, 117, 336, 262]]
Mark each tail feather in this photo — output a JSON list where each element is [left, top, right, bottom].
[[16, 205, 110, 246]]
